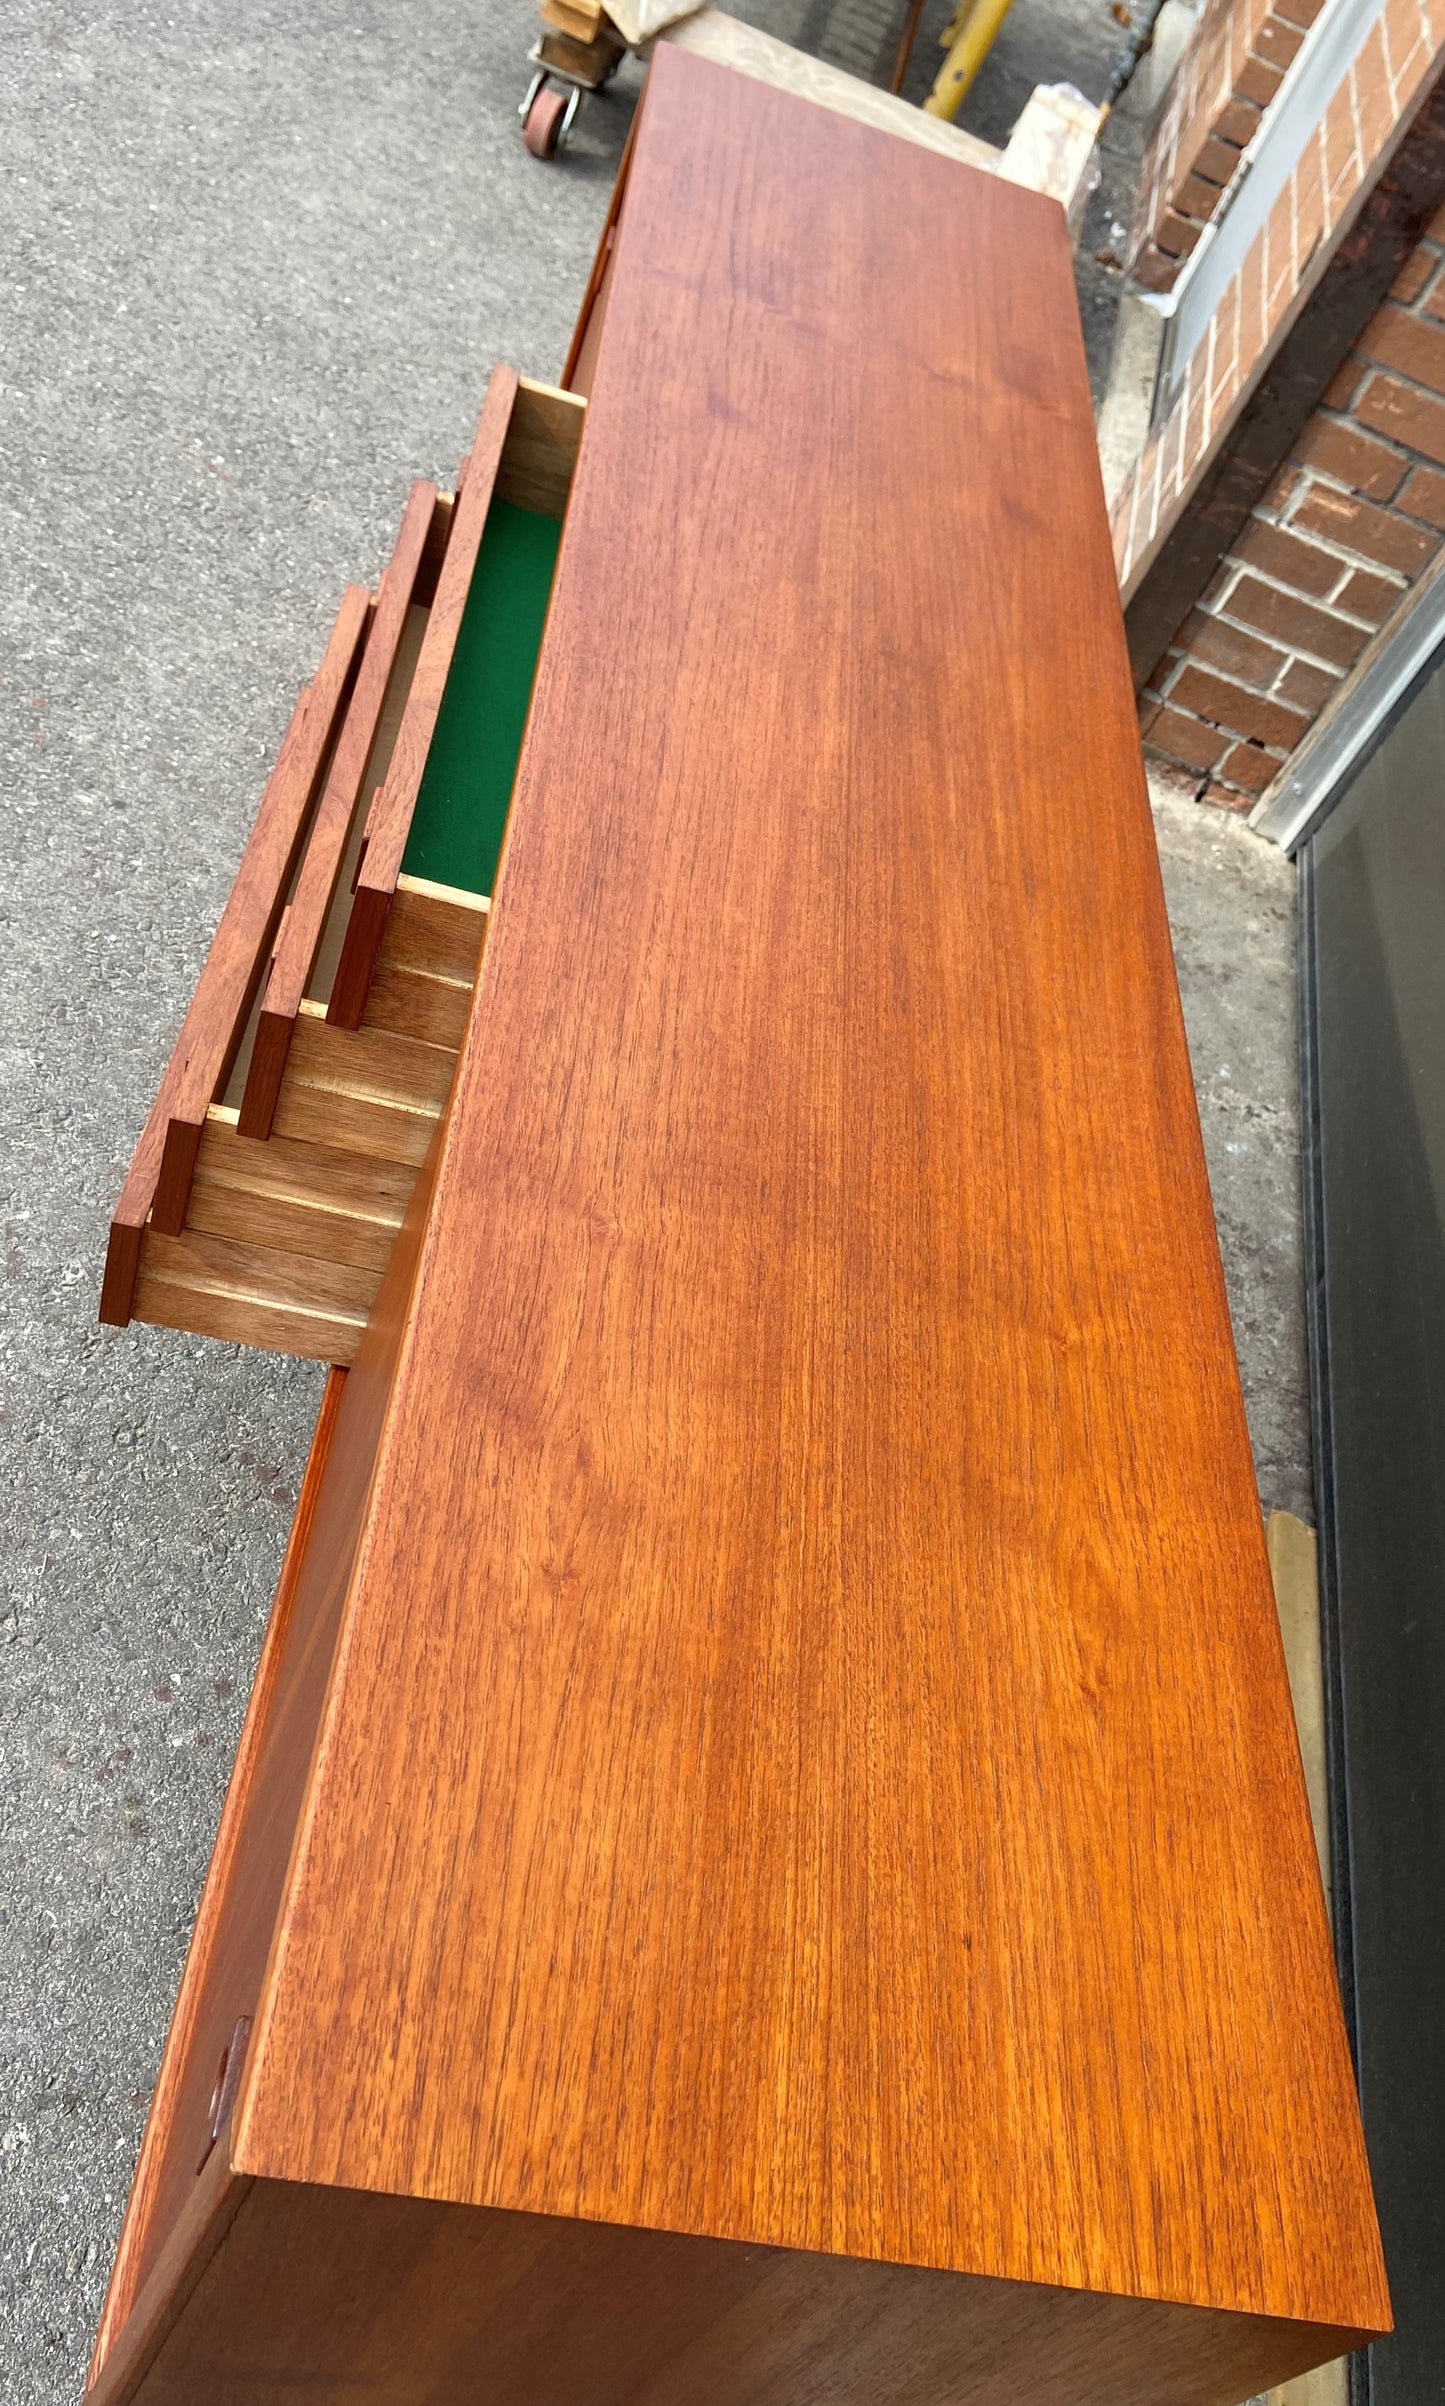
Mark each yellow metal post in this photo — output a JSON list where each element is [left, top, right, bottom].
[[923, 0, 1016, 117]]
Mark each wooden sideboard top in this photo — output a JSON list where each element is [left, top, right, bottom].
[[233, 47, 1388, 2339]]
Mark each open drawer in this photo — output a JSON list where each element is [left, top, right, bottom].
[[101, 372, 585, 1364]]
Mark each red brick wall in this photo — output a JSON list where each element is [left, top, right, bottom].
[[1140, 209, 1445, 807], [1112, 1, 1445, 586], [1129, 0, 1327, 291]]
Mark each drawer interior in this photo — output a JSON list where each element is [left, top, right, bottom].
[[402, 500, 563, 896], [102, 371, 584, 1366]]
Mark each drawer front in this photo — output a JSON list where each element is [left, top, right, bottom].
[[92, 370, 587, 2364], [101, 374, 583, 1367], [88, 1101, 444, 2377]]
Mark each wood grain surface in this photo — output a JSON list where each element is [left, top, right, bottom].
[[100, 583, 370, 1319], [124, 879, 484, 1363], [132, 1226, 375, 1365], [183, 1115, 414, 1276], [492, 379, 585, 517], [96, 1055, 461, 2369], [359, 876, 488, 1046], [91, 2175, 1367, 2406], [240, 480, 439, 1139], [147, 589, 368, 1233], [372, 875, 490, 985], [326, 369, 518, 1030], [561, 108, 635, 393], [263, 1004, 454, 1169], [91, 1369, 348, 2366], [87, 2148, 249, 2406], [218, 46, 1387, 2350]]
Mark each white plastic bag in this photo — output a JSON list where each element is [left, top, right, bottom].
[[604, 0, 707, 47]]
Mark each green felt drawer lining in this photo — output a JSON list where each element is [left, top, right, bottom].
[[401, 499, 563, 897]]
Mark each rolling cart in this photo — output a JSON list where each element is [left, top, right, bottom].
[[520, 3, 629, 156], [518, 0, 1024, 160]]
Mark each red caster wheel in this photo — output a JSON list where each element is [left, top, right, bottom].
[[521, 77, 580, 159]]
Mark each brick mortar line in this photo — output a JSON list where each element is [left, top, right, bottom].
[[1151, 669, 1321, 717], [1188, 601, 1359, 675], [1165, 162, 1243, 239], [1150, 735, 1292, 774], [1146, 654, 1309, 718], [1119, 208, 1445, 586], [1239, 521, 1411, 598], [1248, 501, 1416, 581], [1147, 702, 1296, 759], [1350, 347, 1445, 415], [1294, 404, 1444, 491], [1152, 640, 1332, 703], [1279, 464, 1443, 538], [1150, 662, 1310, 731], [1153, 636, 1295, 688], [1132, 0, 1391, 266], [1121, 9, 1445, 615], [1209, 556, 1393, 631]]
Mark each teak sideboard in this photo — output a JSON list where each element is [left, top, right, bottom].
[[88, 43, 1390, 2406]]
